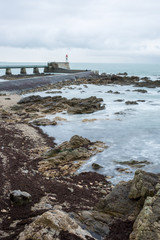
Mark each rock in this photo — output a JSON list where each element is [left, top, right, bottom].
[[133, 89, 148, 93], [18, 210, 94, 240], [130, 190, 160, 240], [114, 99, 124, 102], [117, 72, 128, 76], [31, 118, 57, 126], [129, 170, 159, 200], [10, 190, 32, 205], [39, 135, 107, 178], [125, 101, 138, 105], [115, 160, 151, 168], [92, 163, 103, 170], [96, 181, 141, 219], [18, 95, 42, 104], [67, 96, 105, 114]]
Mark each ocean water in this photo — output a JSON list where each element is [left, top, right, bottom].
[[23, 82, 160, 184], [0, 62, 160, 79], [70, 63, 160, 80]]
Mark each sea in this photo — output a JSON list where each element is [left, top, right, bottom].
[[1, 62, 160, 184]]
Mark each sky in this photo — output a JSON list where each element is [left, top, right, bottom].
[[0, 0, 160, 63]]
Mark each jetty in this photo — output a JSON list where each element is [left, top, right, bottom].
[[0, 62, 86, 75]]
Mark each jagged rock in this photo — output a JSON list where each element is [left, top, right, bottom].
[[10, 190, 32, 205], [39, 135, 107, 178], [96, 181, 141, 219], [130, 189, 160, 240], [67, 96, 105, 114], [129, 170, 159, 200], [18, 210, 94, 240], [31, 118, 57, 126]]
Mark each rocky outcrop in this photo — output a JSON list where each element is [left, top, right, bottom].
[[31, 118, 57, 126], [130, 190, 160, 240], [18, 210, 94, 240], [38, 135, 107, 178], [17, 95, 105, 117], [129, 170, 159, 200]]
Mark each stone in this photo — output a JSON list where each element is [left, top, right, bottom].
[[129, 170, 159, 200], [133, 89, 148, 93], [92, 163, 103, 170], [10, 190, 32, 205], [18, 210, 94, 240], [31, 118, 57, 126], [130, 190, 160, 240], [18, 95, 42, 104], [96, 181, 141, 219], [125, 101, 138, 105]]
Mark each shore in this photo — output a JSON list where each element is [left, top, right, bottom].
[[1, 73, 160, 239]]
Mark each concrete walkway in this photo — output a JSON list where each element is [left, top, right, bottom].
[[0, 71, 94, 92]]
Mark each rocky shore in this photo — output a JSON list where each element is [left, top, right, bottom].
[[0, 72, 160, 239]]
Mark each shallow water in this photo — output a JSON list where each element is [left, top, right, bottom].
[[24, 84, 160, 184]]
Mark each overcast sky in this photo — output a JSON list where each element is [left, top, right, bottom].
[[0, 0, 160, 63]]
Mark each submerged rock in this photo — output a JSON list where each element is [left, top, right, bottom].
[[125, 101, 138, 105]]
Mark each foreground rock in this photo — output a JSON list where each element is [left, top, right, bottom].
[[18, 210, 94, 240], [39, 135, 107, 178], [10, 190, 32, 205]]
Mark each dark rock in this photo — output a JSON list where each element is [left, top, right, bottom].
[[18, 95, 42, 104], [10, 190, 32, 205], [133, 89, 147, 93], [92, 163, 103, 170], [125, 101, 138, 105], [114, 160, 151, 168]]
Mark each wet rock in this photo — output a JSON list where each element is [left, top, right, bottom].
[[18, 210, 94, 240], [117, 72, 128, 75], [133, 89, 148, 93], [67, 96, 105, 114], [39, 135, 107, 178], [31, 118, 57, 126], [114, 99, 124, 102], [96, 181, 141, 219], [10, 190, 32, 205], [125, 101, 138, 105], [115, 160, 151, 168], [92, 163, 103, 170], [129, 170, 159, 200]]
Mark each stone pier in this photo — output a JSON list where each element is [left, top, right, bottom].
[[6, 68, 12, 75], [33, 67, 40, 74], [20, 67, 27, 75]]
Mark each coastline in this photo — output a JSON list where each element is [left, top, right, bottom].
[[0, 73, 160, 239]]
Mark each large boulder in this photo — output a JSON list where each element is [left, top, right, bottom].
[[129, 170, 159, 200], [96, 181, 141, 220], [18, 210, 94, 240]]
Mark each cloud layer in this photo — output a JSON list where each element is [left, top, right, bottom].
[[0, 0, 160, 62]]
